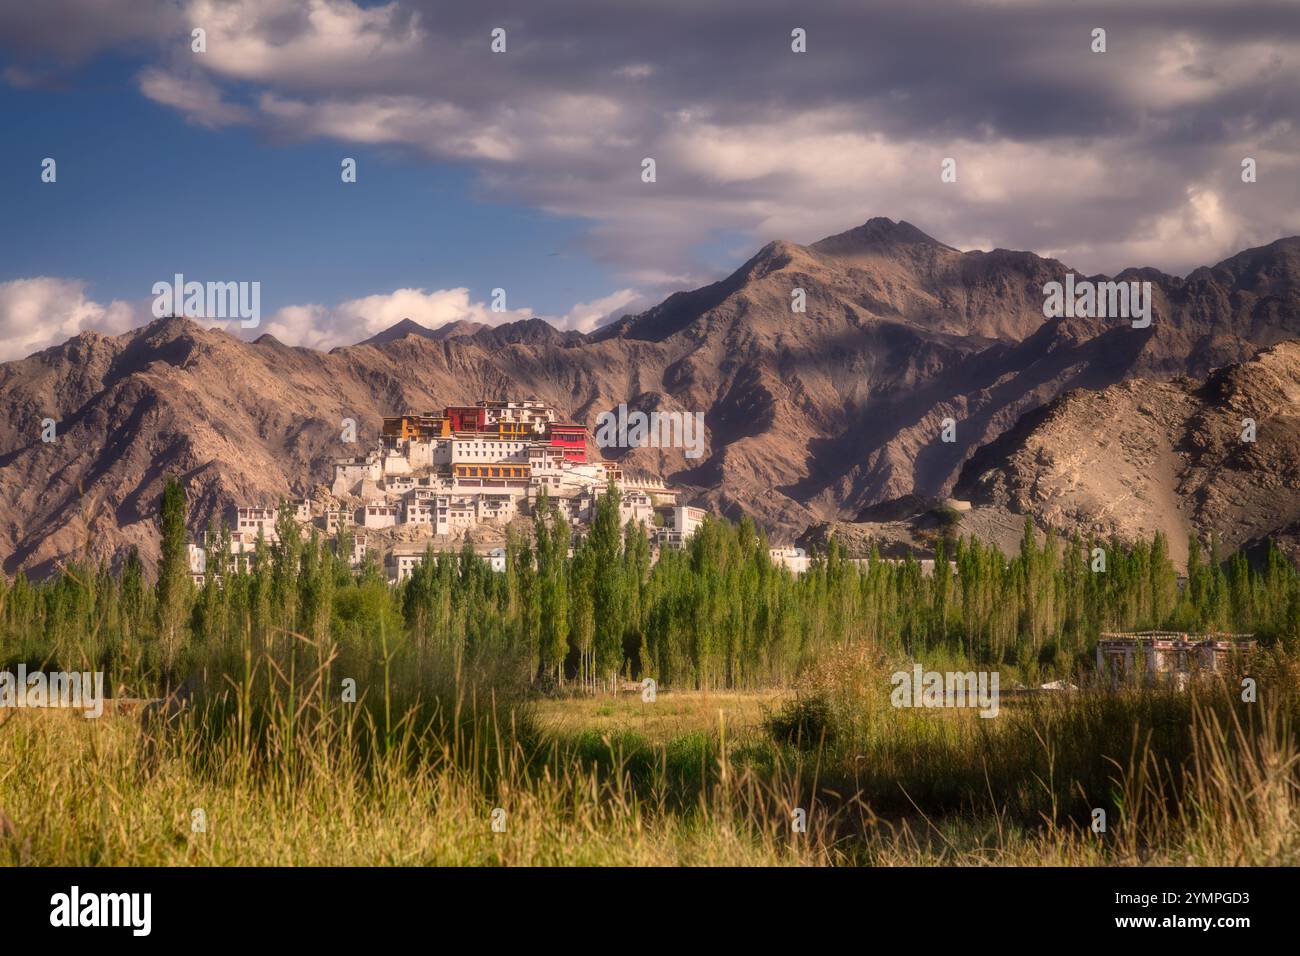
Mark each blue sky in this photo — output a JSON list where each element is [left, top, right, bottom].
[[1, 0, 1297, 358], [0, 52, 651, 325]]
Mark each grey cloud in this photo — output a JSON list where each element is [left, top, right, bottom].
[[0, 0, 178, 63], [3, 0, 1298, 285]]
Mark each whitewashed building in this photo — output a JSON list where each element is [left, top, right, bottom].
[[619, 491, 655, 528], [769, 547, 810, 576], [433, 496, 476, 536], [362, 504, 400, 529], [385, 475, 414, 494], [404, 500, 435, 527], [324, 509, 356, 535], [476, 494, 517, 524], [387, 547, 427, 583], [236, 507, 279, 542], [331, 453, 382, 496]]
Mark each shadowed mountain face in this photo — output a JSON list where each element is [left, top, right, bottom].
[[954, 341, 1300, 567], [2, 217, 1300, 577]]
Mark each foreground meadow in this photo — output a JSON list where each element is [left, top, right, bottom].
[[2, 641, 1297, 866]]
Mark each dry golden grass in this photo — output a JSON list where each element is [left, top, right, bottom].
[[532, 689, 782, 744], [2, 670, 1296, 866], [0, 698, 834, 867]]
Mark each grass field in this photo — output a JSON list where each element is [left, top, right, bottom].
[[532, 689, 783, 743], [0, 696, 827, 866], [3, 642, 1297, 866]]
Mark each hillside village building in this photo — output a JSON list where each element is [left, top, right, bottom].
[[235, 506, 279, 541], [332, 402, 671, 529], [189, 399, 813, 585], [1095, 632, 1256, 689]]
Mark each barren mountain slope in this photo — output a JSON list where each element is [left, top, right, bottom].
[[952, 342, 1300, 564], [3, 219, 1300, 577]]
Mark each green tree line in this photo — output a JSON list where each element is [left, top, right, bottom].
[[3, 477, 1299, 691]]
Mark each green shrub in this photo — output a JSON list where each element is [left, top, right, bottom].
[[764, 693, 837, 749]]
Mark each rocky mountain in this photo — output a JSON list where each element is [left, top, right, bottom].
[[2, 218, 1299, 577], [357, 317, 486, 346], [953, 342, 1300, 565]]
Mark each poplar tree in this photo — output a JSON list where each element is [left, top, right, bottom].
[[155, 475, 191, 663], [589, 483, 626, 689]]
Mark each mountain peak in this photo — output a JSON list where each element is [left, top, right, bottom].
[[357, 317, 434, 346], [140, 314, 203, 337], [476, 317, 585, 347], [434, 319, 488, 339], [811, 217, 954, 257], [356, 317, 491, 347]]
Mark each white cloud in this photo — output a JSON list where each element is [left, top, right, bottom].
[[185, 0, 425, 88], [556, 288, 642, 333], [8, 0, 1300, 307], [257, 285, 650, 346], [0, 278, 142, 361], [1053, 186, 1248, 273], [0, 278, 652, 360], [138, 68, 251, 128], [256, 93, 519, 160], [183, 2, 1299, 279], [259, 287, 533, 349]]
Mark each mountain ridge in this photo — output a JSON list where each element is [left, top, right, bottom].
[[3, 219, 1300, 578]]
